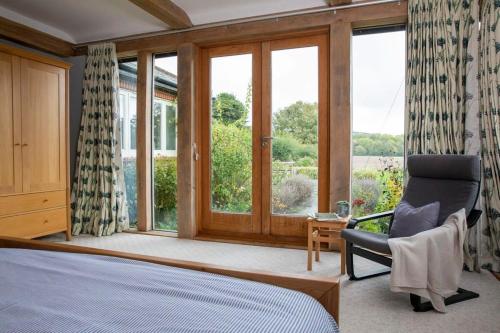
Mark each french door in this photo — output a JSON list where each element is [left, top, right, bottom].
[[200, 35, 328, 241]]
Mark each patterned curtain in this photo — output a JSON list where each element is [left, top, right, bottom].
[[71, 43, 129, 236], [406, 0, 478, 155], [476, 0, 499, 272]]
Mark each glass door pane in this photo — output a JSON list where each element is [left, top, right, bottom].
[[118, 58, 138, 228], [152, 53, 178, 231], [271, 47, 319, 216], [210, 54, 253, 214]]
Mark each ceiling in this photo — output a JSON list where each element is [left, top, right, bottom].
[[0, 0, 329, 44]]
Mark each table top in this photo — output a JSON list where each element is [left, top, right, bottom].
[[307, 215, 351, 225]]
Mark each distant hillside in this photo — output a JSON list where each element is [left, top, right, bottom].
[[352, 132, 404, 156]]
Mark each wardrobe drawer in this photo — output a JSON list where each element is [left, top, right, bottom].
[[0, 191, 66, 216], [0, 208, 67, 239]]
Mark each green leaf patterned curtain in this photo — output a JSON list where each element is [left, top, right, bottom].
[[475, 0, 500, 272], [406, 0, 478, 155], [71, 43, 129, 236]]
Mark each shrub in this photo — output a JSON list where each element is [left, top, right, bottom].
[[153, 157, 177, 230], [272, 135, 302, 161], [211, 122, 252, 212], [272, 175, 313, 214], [295, 167, 318, 179], [351, 177, 381, 216], [296, 156, 316, 167]]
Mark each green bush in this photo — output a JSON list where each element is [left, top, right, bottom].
[[153, 157, 177, 231], [296, 156, 316, 167], [211, 122, 252, 212], [351, 158, 403, 234], [295, 167, 318, 179], [272, 135, 302, 161]]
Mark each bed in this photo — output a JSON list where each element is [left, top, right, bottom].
[[0, 236, 339, 332]]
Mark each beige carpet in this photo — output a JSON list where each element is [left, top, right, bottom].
[[43, 232, 500, 333]]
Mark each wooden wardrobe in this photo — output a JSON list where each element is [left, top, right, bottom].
[[0, 44, 71, 240]]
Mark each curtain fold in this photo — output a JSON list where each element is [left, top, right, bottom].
[[406, 0, 478, 155], [476, 0, 500, 272], [71, 42, 129, 236]]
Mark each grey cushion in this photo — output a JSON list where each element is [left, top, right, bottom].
[[407, 154, 480, 182], [389, 201, 440, 238], [341, 229, 391, 254]]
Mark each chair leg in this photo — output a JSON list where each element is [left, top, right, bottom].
[[410, 288, 480, 312], [345, 241, 391, 281]]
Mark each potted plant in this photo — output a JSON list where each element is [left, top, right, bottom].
[[336, 200, 350, 217]]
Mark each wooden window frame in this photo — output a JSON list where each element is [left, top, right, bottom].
[[114, 1, 408, 243]]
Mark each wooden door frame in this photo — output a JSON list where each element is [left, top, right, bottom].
[[199, 34, 329, 241], [200, 43, 263, 234], [262, 34, 329, 238]]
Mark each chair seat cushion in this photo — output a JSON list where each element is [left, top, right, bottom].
[[341, 229, 391, 254]]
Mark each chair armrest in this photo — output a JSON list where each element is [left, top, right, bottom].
[[467, 209, 482, 229], [347, 210, 394, 229]]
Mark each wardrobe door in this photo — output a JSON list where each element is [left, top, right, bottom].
[[0, 52, 21, 195], [21, 59, 66, 193]]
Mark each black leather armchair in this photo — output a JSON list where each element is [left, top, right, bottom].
[[341, 155, 482, 311]]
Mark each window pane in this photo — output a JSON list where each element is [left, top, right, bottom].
[[153, 102, 162, 151], [210, 54, 253, 213], [118, 59, 138, 227], [351, 29, 405, 233], [271, 47, 318, 216], [153, 54, 178, 231]]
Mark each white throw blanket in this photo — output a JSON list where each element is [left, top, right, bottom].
[[388, 209, 467, 312]]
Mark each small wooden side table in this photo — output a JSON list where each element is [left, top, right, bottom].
[[307, 215, 351, 274]]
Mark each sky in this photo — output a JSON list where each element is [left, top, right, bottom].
[[154, 30, 406, 135]]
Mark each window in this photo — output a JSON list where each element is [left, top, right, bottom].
[[118, 58, 138, 227], [351, 26, 406, 232], [152, 53, 178, 231]]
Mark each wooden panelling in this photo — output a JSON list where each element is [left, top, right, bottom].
[[136, 51, 153, 231], [20, 59, 66, 193], [128, 0, 193, 29], [0, 191, 66, 216], [0, 208, 67, 238], [0, 17, 74, 57], [0, 236, 340, 324], [73, 1, 406, 56], [0, 52, 21, 195], [176, 43, 198, 238], [329, 22, 352, 207]]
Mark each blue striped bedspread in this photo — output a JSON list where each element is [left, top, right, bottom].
[[0, 248, 339, 333]]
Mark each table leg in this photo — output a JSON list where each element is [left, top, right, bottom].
[[315, 236, 320, 262], [340, 237, 346, 275], [307, 222, 313, 271]]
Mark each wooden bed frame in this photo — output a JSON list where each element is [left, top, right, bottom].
[[0, 236, 340, 324]]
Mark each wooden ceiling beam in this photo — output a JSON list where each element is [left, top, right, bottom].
[[129, 0, 193, 29], [0, 16, 75, 57], [327, 0, 353, 6]]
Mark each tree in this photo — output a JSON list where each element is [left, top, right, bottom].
[[212, 92, 248, 126], [273, 101, 318, 144]]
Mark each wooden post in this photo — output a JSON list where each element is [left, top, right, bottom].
[[176, 43, 198, 238], [329, 22, 352, 210], [136, 51, 153, 231]]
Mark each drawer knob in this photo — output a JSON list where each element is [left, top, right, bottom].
[[43, 220, 49, 224], [42, 199, 49, 203]]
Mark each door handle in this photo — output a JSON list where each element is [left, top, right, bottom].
[[261, 136, 274, 147]]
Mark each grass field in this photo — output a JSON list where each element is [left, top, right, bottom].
[[352, 156, 404, 171]]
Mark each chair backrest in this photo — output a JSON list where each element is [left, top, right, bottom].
[[400, 154, 480, 226]]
